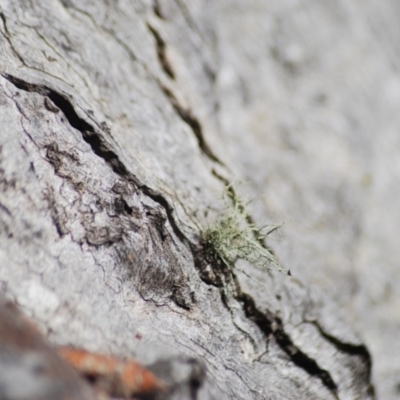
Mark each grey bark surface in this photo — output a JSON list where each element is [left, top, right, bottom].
[[1, 0, 397, 399]]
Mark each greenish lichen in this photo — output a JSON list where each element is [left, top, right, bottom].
[[203, 186, 290, 275]]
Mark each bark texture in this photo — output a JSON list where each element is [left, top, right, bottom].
[[1, 0, 398, 399]]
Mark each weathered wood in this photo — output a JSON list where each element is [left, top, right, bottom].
[[1, 1, 391, 399]]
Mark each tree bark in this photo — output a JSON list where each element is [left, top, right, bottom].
[[0, 0, 390, 399]]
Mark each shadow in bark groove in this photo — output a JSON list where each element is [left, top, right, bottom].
[[1, 72, 191, 246], [161, 85, 222, 165], [191, 239, 339, 398], [308, 320, 375, 398], [239, 293, 338, 396], [147, 22, 176, 80]]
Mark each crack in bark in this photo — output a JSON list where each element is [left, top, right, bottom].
[[313, 320, 372, 358], [0, 72, 190, 246], [237, 292, 339, 398], [192, 239, 338, 397], [308, 320, 375, 398], [54, 2, 223, 177], [147, 22, 176, 80], [152, 0, 165, 20], [161, 85, 222, 165]]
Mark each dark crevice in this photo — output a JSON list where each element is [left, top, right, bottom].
[[190, 237, 337, 396], [190, 239, 227, 288], [121, 198, 133, 215], [237, 292, 338, 397], [1, 73, 128, 174], [152, 0, 165, 20], [237, 293, 274, 336], [162, 86, 222, 165], [310, 320, 375, 396], [140, 185, 188, 244], [1, 72, 192, 253], [146, 23, 175, 80], [313, 320, 372, 357]]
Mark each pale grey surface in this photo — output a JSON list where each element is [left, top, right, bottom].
[[1, 0, 396, 399], [203, 2, 400, 399]]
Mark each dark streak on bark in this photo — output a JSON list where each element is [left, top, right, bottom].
[[152, 0, 165, 20], [1, 73, 127, 174], [191, 239, 227, 287], [310, 320, 375, 397], [238, 292, 339, 397], [0, 73, 190, 246], [312, 320, 372, 358], [147, 23, 175, 80], [161, 86, 222, 165]]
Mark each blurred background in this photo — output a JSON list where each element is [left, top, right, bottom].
[[207, 0, 400, 398]]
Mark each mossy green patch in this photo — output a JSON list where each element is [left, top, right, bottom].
[[203, 185, 290, 275]]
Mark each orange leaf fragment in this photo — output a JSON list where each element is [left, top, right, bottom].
[[58, 346, 166, 398]]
